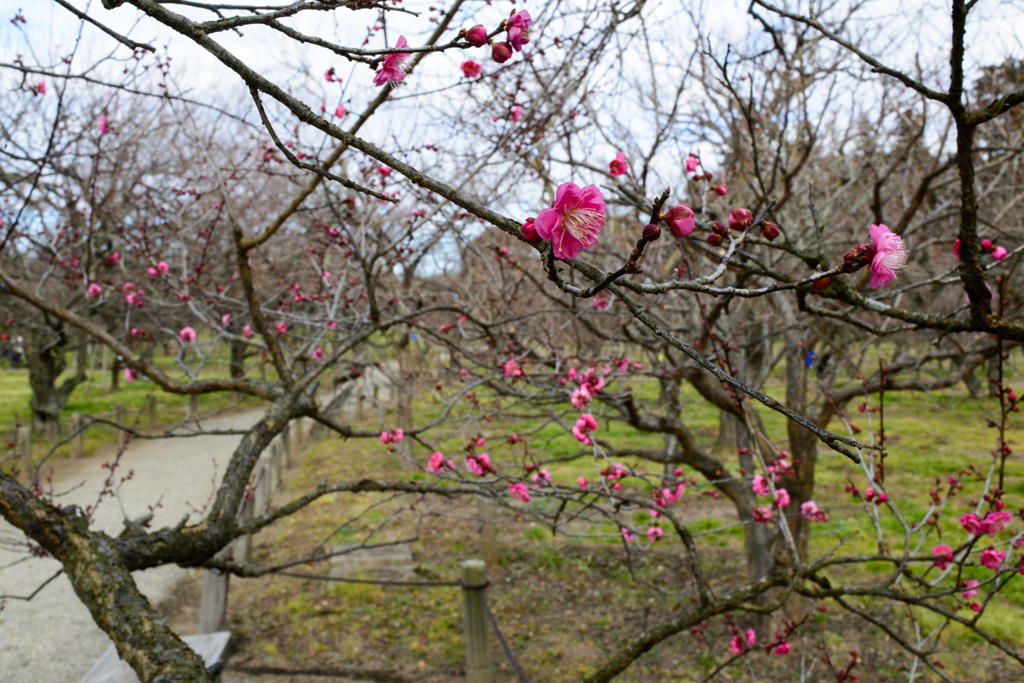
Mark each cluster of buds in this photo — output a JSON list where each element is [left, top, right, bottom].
[[461, 9, 532, 65]]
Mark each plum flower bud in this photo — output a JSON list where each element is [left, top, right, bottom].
[[521, 217, 541, 244], [760, 221, 780, 241], [711, 221, 729, 236], [728, 208, 753, 231], [842, 241, 876, 269], [641, 223, 661, 241], [491, 42, 513, 63], [712, 184, 728, 196], [685, 155, 698, 173], [811, 277, 831, 294], [992, 245, 1008, 261], [706, 233, 724, 247], [179, 326, 196, 343], [465, 25, 488, 47], [661, 204, 695, 238], [981, 238, 993, 253]]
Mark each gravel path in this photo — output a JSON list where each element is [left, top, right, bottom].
[[0, 408, 263, 682]]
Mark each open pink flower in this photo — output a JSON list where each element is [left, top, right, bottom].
[[179, 327, 196, 343], [428, 451, 445, 472], [932, 544, 953, 569], [124, 368, 136, 383], [242, 325, 254, 338], [962, 579, 980, 600], [509, 482, 531, 503], [609, 152, 628, 176], [373, 36, 410, 87], [534, 182, 606, 260], [572, 413, 598, 445], [773, 641, 791, 656], [461, 60, 481, 78], [466, 453, 491, 476], [752, 474, 770, 497], [157, 260, 169, 275], [334, 104, 346, 118], [312, 348, 325, 363], [87, 283, 102, 298], [868, 224, 908, 289], [647, 527, 663, 541], [98, 115, 108, 135], [507, 10, 531, 52], [981, 548, 1005, 571], [511, 105, 522, 123], [774, 488, 790, 508], [685, 155, 698, 173]]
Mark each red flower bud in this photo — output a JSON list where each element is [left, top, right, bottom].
[[713, 184, 728, 196], [711, 221, 729, 236], [760, 221, 780, 241], [492, 42, 513, 63], [465, 25, 488, 47], [812, 277, 831, 294], [981, 238, 993, 253], [842, 242, 876, 269], [642, 223, 661, 241], [521, 217, 541, 244], [706, 233, 724, 247], [728, 208, 753, 231], [661, 204, 695, 238]]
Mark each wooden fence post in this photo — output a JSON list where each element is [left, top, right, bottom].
[[461, 559, 493, 683], [14, 426, 31, 486], [70, 413, 84, 459], [478, 500, 498, 568], [198, 548, 231, 633]]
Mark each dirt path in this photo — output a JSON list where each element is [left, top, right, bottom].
[[0, 408, 263, 682]]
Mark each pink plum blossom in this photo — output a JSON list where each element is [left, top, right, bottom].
[[221, 314, 231, 327], [752, 507, 772, 523], [179, 326, 196, 343], [752, 474, 770, 497], [466, 453, 491, 476], [981, 548, 1005, 571], [461, 60, 481, 78], [773, 641, 791, 656], [774, 488, 790, 508], [394, 429, 404, 442], [87, 283, 102, 298], [276, 323, 288, 334], [609, 152, 628, 176], [962, 579, 980, 600], [712, 184, 728, 196], [685, 155, 698, 173], [124, 368, 136, 383], [506, 10, 531, 52], [932, 544, 953, 569], [373, 36, 410, 86], [380, 431, 392, 444], [647, 527, 663, 541], [98, 115, 108, 135], [242, 325, 254, 338], [509, 482, 531, 503], [868, 224, 908, 289], [992, 245, 1008, 260], [157, 260, 169, 275], [534, 182, 606, 260], [334, 104, 347, 118], [312, 348, 326, 363], [578, 477, 587, 488], [511, 105, 522, 122], [621, 527, 635, 542], [572, 413, 598, 445], [428, 451, 445, 472], [37, 81, 46, 94], [662, 204, 695, 238]]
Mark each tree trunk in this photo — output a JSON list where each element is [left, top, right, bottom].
[[229, 338, 247, 379], [25, 319, 86, 436]]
